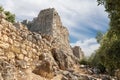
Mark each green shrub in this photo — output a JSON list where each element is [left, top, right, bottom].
[[79, 57, 89, 65], [0, 6, 15, 23], [4, 11, 15, 23]]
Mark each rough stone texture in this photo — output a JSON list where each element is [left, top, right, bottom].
[[51, 48, 75, 70], [33, 52, 58, 79], [0, 59, 17, 80], [0, 8, 116, 80], [23, 8, 80, 69], [0, 16, 52, 79], [72, 46, 84, 60], [0, 8, 86, 80], [23, 8, 71, 48], [52, 48, 68, 70], [29, 8, 54, 35]]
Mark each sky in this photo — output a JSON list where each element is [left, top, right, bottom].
[[0, 0, 109, 56]]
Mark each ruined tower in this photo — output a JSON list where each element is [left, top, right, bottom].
[[29, 8, 62, 37], [22, 8, 84, 61], [26, 8, 70, 48]]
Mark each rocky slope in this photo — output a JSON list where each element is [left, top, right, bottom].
[[0, 8, 86, 80]]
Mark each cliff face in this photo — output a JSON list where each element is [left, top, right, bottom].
[[0, 8, 84, 80]]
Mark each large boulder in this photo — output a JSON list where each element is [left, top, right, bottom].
[[51, 48, 74, 70], [33, 53, 58, 79], [51, 48, 67, 70]]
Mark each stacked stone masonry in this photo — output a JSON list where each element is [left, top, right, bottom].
[[0, 8, 84, 80]]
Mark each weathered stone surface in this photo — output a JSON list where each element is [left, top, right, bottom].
[[21, 49, 27, 55], [27, 34, 33, 41], [0, 60, 16, 80], [16, 60, 28, 69], [33, 32, 42, 40], [14, 22, 23, 29], [3, 35, 8, 42], [8, 38, 13, 44], [28, 8, 54, 35], [10, 46, 21, 54], [61, 76, 68, 80], [0, 48, 4, 55], [17, 54, 24, 60], [51, 48, 68, 70], [7, 52, 15, 59], [33, 60, 54, 79], [0, 8, 86, 80], [0, 42, 9, 49], [33, 53, 55, 79], [72, 46, 84, 60]]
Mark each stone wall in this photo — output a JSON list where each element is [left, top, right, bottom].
[[1, 19, 43, 62], [0, 8, 85, 80], [0, 17, 57, 79]]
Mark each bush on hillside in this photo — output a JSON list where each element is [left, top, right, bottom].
[[0, 6, 15, 23]]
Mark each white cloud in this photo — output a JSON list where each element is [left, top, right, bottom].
[[71, 38, 100, 56]]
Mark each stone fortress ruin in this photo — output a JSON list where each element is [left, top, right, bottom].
[[0, 8, 85, 80]]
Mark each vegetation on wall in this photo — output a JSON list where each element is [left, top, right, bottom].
[[0, 6, 15, 23]]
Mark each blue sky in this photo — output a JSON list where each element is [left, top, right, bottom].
[[0, 0, 109, 56]]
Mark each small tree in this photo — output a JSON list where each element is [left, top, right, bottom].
[[4, 11, 15, 23], [0, 6, 15, 23]]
